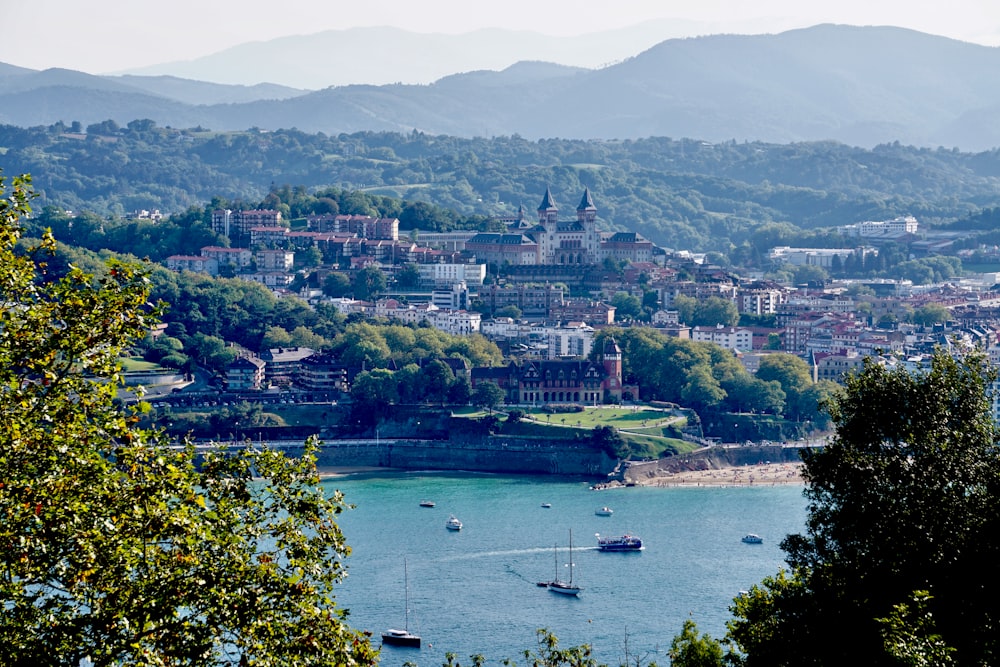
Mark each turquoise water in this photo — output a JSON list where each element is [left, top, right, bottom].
[[328, 473, 807, 666]]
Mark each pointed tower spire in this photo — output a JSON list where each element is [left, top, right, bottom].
[[576, 187, 597, 225], [537, 186, 558, 225]]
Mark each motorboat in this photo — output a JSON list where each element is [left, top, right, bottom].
[[742, 533, 763, 544], [595, 506, 614, 516], [596, 533, 643, 551], [541, 503, 552, 508], [419, 500, 435, 508], [381, 559, 421, 648], [446, 515, 463, 531]]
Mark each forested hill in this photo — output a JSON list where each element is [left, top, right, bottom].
[[3, 121, 1000, 254], [3, 25, 1000, 150]]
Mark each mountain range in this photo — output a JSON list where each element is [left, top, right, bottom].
[[2, 24, 1000, 151]]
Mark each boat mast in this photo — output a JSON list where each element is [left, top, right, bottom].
[[404, 557, 410, 632], [568, 529, 574, 586]]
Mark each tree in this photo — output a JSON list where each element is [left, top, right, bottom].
[[611, 292, 643, 321], [728, 350, 1000, 666], [692, 296, 739, 327], [494, 304, 522, 320], [911, 302, 950, 327], [669, 619, 725, 667], [471, 381, 505, 413], [756, 353, 813, 420], [350, 368, 398, 421], [419, 359, 455, 405], [353, 266, 387, 300], [394, 262, 421, 289], [0, 173, 375, 665], [323, 272, 352, 298]]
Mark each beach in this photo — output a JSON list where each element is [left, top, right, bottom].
[[637, 461, 804, 487]]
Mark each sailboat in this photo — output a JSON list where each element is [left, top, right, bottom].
[[381, 558, 421, 648], [548, 529, 583, 596]]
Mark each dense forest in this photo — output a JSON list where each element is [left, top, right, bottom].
[[4, 121, 1000, 253]]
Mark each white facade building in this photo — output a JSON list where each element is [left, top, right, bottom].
[[691, 324, 754, 352]]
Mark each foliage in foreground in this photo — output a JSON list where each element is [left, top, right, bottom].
[[724, 350, 1000, 666], [0, 171, 376, 665]]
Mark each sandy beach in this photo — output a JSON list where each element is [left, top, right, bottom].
[[637, 461, 804, 487]]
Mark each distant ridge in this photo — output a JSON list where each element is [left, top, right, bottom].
[[2, 25, 1000, 151]]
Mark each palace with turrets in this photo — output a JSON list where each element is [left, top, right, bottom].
[[465, 187, 654, 267]]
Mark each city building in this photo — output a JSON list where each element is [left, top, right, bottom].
[[165, 255, 219, 276], [225, 355, 266, 391], [471, 337, 635, 404]]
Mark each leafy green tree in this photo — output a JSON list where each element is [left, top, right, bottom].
[[471, 381, 505, 413], [323, 271, 353, 298], [419, 359, 455, 405], [669, 619, 726, 667], [288, 325, 329, 350], [350, 368, 398, 422], [0, 173, 375, 666], [353, 266, 387, 300], [448, 375, 472, 406], [295, 244, 323, 269], [394, 262, 421, 289], [673, 295, 697, 325], [692, 296, 739, 327], [611, 291, 643, 321], [261, 325, 294, 349], [495, 304, 522, 319], [729, 351, 1000, 666], [756, 353, 813, 420], [911, 302, 950, 327]]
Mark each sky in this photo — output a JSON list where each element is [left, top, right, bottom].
[[3, 0, 999, 74]]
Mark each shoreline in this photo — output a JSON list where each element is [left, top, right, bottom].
[[632, 461, 804, 488], [315, 461, 805, 488]]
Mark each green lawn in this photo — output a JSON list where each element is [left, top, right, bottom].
[[120, 357, 162, 372], [523, 406, 677, 429]]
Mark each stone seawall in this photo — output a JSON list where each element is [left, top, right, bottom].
[[256, 435, 617, 477]]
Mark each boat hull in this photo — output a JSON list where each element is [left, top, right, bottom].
[[382, 630, 421, 648], [597, 534, 643, 551], [598, 542, 643, 552], [548, 582, 582, 596]]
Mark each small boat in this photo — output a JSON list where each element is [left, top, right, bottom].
[[596, 532, 643, 552], [419, 500, 435, 508], [548, 530, 582, 596], [381, 559, 421, 648], [541, 503, 552, 508], [595, 506, 614, 516], [742, 533, 763, 544], [446, 515, 463, 531]]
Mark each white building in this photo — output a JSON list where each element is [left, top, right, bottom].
[[418, 262, 486, 287], [840, 215, 918, 237], [691, 324, 754, 352]]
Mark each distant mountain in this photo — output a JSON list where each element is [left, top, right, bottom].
[[3, 25, 1000, 151], [114, 22, 702, 89]]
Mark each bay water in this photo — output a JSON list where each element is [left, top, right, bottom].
[[328, 473, 807, 666]]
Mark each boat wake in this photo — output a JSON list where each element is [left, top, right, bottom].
[[438, 546, 597, 562]]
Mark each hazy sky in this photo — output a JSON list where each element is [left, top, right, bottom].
[[4, 0, 999, 73]]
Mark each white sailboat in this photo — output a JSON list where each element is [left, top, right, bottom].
[[548, 529, 582, 596], [381, 558, 421, 648]]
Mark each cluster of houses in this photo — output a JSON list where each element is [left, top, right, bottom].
[[162, 187, 1000, 411]]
